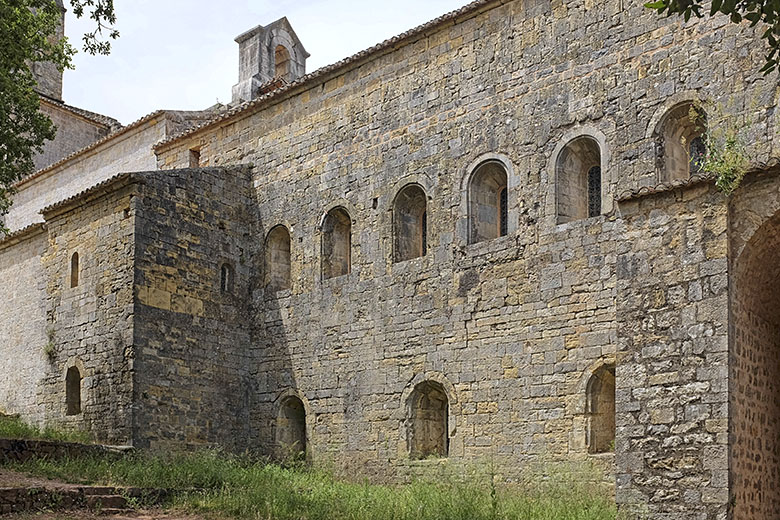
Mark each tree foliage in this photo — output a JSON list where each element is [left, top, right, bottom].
[[645, 0, 780, 74], [0, 0, 117, 233]]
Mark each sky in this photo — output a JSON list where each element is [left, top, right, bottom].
[[62, 1, 472, 125]]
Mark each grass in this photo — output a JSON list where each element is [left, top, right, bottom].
[[0, 414, 91, 444], [7, 450, 619, 520]]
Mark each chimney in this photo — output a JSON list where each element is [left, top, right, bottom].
[[231, 17, 309, 104]]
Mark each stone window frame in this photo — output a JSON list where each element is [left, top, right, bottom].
[[62, 357, 87, 419], [649, 99, 708, 183], [264, 223, 293, 293], [457, 153, 519, 248], [572, 357, 617, 456], [644, 91, 707, 184], [69, 251, 79, 288], [391, 183, 429, 264], [318, 201, 356, 283], [398, 372, 460, 461], [264, 28, 303, 84], [220, 262, 235, 294], [273, 388, 312, 460], [547, 126, 611, 228]]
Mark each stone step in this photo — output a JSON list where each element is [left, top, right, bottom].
[[82, 486, 119, 495], [97, 508, 135, 516], [86, 494, 128, 509]]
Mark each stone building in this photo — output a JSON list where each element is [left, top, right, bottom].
[[1, 1, 779, 518]]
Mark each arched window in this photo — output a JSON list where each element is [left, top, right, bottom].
[[70, 252, 79, 288], [65, 366, 81, 416], [265, 225, 291, 291], [408, 380, 449, 459], [556, 136, 603, 223], [469, 161, 508, 244], [322, 207, 351, 280], [393, 184, 428, 262], [655, 102, 707, 182], [586, 364, 616, 454], [277, 396, 306, 460], [274, 45, 292, 82], [220, 263, 234, 294]]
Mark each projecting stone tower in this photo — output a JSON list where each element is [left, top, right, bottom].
[[231, 17, 309, 104]]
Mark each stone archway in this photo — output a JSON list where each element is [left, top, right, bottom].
[[731, 208, 780, 519]]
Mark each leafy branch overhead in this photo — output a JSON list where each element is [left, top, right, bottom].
[[645, 0, 780, 73], [0, 0, 117, 234]]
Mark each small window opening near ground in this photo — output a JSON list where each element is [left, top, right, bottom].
[[393, 184, 428, 262], [586, 364, 616, 454], [277, 396, 306, 460], [468, 161, 508, 244], [275, 45, 292, 82], [656, 102, 707, 182], [555, 136, 603, 223], [69, 252, 79, 288], [265, 225, 292, 291], [408, 380, 449, 459], [220, 263, 234, 294], [65, 366, 81, 416], [321, 207, 351, 280]]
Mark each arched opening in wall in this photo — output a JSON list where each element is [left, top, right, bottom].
[[321, 207, 351, 280], [468, 160, 508, 244], [393, 184, 427, 262], [220, 263, 234, 294], [731, 209, 780, 519], [65, 366, 81, 416], [265, 225, 291, 291], [407, 380, 449, 459], [655, 102, 707, 182], [276, 396, 306, 460], [586, 364, 615, 454], [274, 45, 292, 82], [70, 252, 79, 288], [556, 136, 603, 223]]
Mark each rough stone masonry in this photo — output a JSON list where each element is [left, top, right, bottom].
[[0, 0, 779, 519]]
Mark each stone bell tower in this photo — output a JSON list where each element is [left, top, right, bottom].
[[231, 17, 309, 104], [31, 0, 66, 101]]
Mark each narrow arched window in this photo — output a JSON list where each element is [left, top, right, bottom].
[[393, 184, 427, 262], [265, 226, 291, 291], [469, 161, 508, 244], [70, 252, 79, 288], [322, 207, 351, 279], [65, 366, 81, 416], [277, 396, 306, 460], [274, 45, 292, 81], [586, 364, 616, 454], [556, 136, 603, 223], [220, 263, 234, 294], [655, 102, 707, 182], [408, 381, 449, 459]]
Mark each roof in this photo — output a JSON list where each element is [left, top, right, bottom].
[[39, 93, 122, 131], [0, 223, 47, 250], [40, 172, 142, 217], [155, 0, 500, 151], [616, 173, 716, 202]]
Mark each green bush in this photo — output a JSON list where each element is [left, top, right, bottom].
[[0, 414, 90, 444]]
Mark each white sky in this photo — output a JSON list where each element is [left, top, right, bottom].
[[62, 1, 472, 125]]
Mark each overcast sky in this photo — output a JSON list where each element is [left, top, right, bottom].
[[62, 1, 471, 124]]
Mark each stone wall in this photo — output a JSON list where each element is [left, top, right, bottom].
[[9, 119, 162, 233], [616, 184, 730, 519], [37, 175, 138, 444], [0, 228, 49, 424], [33, 100, 113, 173], [131, 167, 254, 450]]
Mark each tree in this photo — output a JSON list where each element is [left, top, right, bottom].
[[0, 0, 117, 233], [645, 0, 780, 74]]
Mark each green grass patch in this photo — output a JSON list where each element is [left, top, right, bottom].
[[8, 449, 619, 519], [0, 414, 91, 444]]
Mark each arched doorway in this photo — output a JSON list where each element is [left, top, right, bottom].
[[731, 208, 780, 519], [276, 395, 306, 460]]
